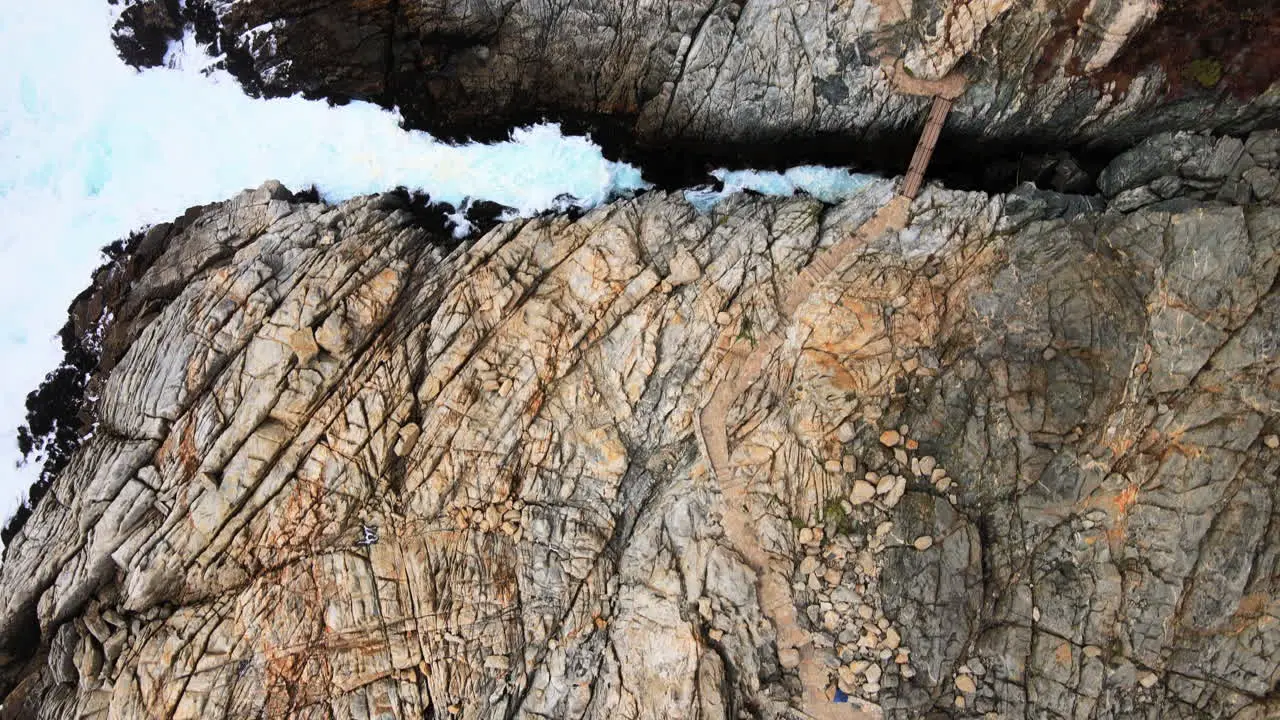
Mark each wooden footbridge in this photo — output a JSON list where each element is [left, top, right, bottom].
[[901, 95, 953, 198]]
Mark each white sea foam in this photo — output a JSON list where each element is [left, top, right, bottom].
[[684, 166, 878, 212]]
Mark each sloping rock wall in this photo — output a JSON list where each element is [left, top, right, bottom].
[[112, 0, 1279, 153], [1, 131, 1278, 718]]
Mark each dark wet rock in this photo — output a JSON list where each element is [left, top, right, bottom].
[[879, 493, 981, 712], [110, 0, 182, 68], [110, 0, 1280, 159], [1100, 129, 1280, 208]]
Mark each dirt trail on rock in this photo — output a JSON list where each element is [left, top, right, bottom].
[[699, 196, 910, 719]]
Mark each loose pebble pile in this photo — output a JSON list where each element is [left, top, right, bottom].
[[788, 422, 983, 704]]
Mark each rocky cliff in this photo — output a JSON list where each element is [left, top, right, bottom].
[[111, 0, 1278, 162], [1, 130, 1278, 719]]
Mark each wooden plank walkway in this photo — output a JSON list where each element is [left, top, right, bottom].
[[900, 95, 953, 199]]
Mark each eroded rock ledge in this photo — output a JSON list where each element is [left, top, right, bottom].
[[111, 0, 1279, 162], [2, 131, 1279, 718]]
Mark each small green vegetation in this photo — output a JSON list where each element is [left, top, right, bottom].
[[737, 315, 757, 346], [1185, 58, 1222, 88], [823, 498, 855, 536]]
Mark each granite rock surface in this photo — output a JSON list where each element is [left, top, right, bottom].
[[1, 131, 1279, 718]]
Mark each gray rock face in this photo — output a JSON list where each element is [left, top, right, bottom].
[[1, 132, 1279, 718], [112, 0, 1279, 152], [1100, 130, 1280, 211]]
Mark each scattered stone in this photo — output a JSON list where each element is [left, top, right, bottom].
[[879, 429, 901, 447], [1083, 645, 1103, 658], [912, 536, 933, 551], [716, 311, 732, 325], [864, 663, 882, 684], [842, 454, 858, 472], [849, 480, 876, 507], [889, 475, 906, 499], [918, 456, 936, 476], [955, 674, 977, 694], [1265, 434, 1279, 449], [1138, 671, 1159, 689], [799, 556, 820, 575], [856, 551, 876, 576], [837, 665, 858, 692], [883, 627, 901, 649], [778, 647, 801, 669], [824, 459, 842, 472]]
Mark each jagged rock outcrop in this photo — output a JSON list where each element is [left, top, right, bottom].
[[2, 131, 1279, 718], [112, 0, 1278, 154]]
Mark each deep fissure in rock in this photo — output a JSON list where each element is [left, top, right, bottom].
[[433, 109, 1128, 196]]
